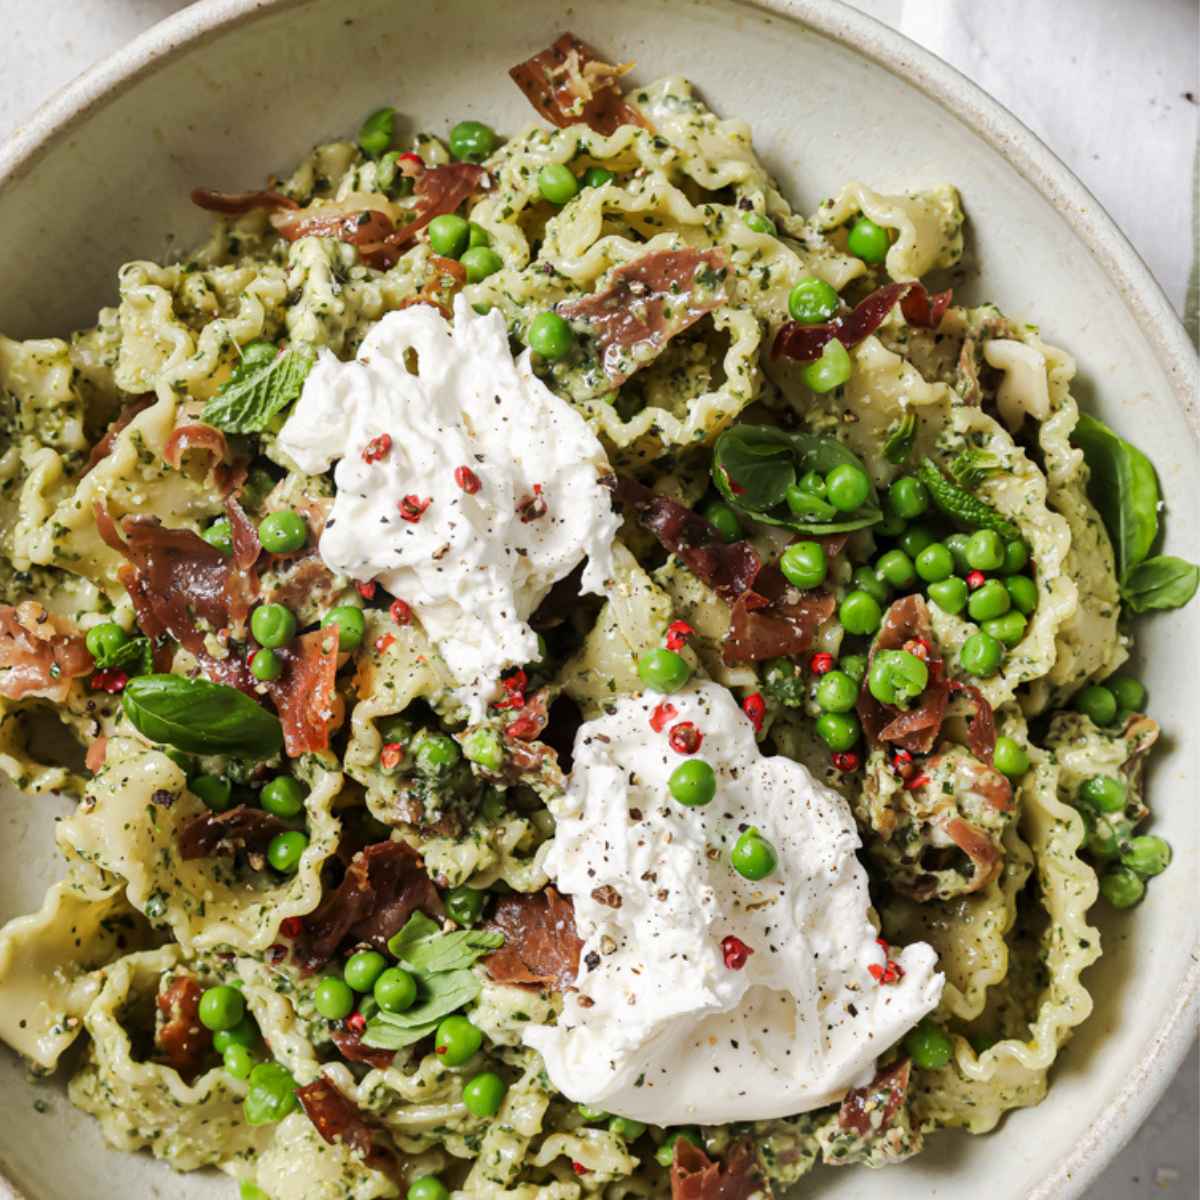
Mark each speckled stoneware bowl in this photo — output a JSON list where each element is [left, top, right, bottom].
[[0, 2, 1195, 1197]]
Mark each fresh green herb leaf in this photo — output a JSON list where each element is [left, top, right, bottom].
[[883, 411, 917, 465], [916, 458, 1020, 540], [122, 675, 284, 759], [386, 912, 442, 957], [1070, 413, 1160, 579], [361, 1017, 440, 1050], [393, 928, 505, 975], [366, 968, 480, 1030], [1120, 556, 1199, 612], [712, 424, 882, 534], [201, 346, 316, 435], [92, 636, 153, 677], [948, 449, 1004, 490]]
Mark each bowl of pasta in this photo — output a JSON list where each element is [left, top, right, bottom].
[[0, 2, 1195, 1199]]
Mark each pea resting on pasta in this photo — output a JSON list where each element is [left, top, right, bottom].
[[0, 28, 1190, 1200]]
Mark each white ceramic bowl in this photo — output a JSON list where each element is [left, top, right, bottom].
[[0, 2, 1195, 1198]]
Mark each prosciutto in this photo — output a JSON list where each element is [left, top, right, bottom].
[[82, 395, 155, 476], [483, 888, 583, 992], [837, 1058, 912, 1136], [296, 1077, 390, 1170], [177, 805, 288, 861], [509, 32, 651, 136], [671, 1138, 770, 1200], [773, 282, 952, 364], [723, 566, 837, 667], [558, 249, 729, 385], [330, 1027, 396, 1070], [0, 603, 92, 701], [155, 973, 212, 1080], [162, 422, 245, 498], [264, 628, 340, 758], [191, 187, 299, 215], [294, 841, 443, 971]]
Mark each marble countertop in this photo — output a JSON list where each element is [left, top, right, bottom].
[[0, 2, 1195, 1197]]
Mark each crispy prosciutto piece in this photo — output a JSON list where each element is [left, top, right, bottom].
[[483, 888, 583, 992], [297, 1077, 391, 1170], [0, 603, 93, 701], [723, 565, 837, 667], [82, 395, 155, 476], [394, 254, 467, 320], [162, 423, 247, 499], [948, 680, 999, 764], [558, 249, 730, 385], [942, 814, 1004, 890], [331, 1027, 396, 1070], [294, 841, 443, 972], [510, 32, 650, 136], [155, 973, 212, 1080], [178, 805, 288, 861], [191, 187, 299, 215], [671, 1137, 770, 1200], [773, 282, 952, 365], [264, 628, 341, 758], [837, 1058, 912, 1137]]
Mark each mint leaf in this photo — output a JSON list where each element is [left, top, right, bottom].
[[93, 636, 153, 676], [201, 346, 316, 434], [948, 449, 1003, 491], [386, 912, 504, 973], [883, 411, 917, 465], [1120, 555, 1199, 613], [367, 968, 481, 1030]]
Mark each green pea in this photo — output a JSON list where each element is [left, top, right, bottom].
[[1078, 774, 1126, 814], [250, 647, 283, 682], [847, 215, 890, 264], [526, 311, 574, 359], [701, 500, 741, 543], [448, 120, 497, 163], [656, 1130, 703, 1167], [435, 1015, 483, 1066], [1100, 866, 1145, 909], [868, 649, 929, 707], [1003, 539, 1029, 574], [609, 1116, 648, 1140], [1082, 809, 1121, 860], [965, 529, 1005, 572], [243, 1062, 298, 1126], [928, 575, 968, 615], [967, 579, 1011, 623], [1107, 676, 1147, 713], [260, 775, 306, 818], [825, 464, 870, 512], [467, 222, 491, 248], [223, 1043, 259, 1080], [85, 622, 129, 660], [413, 731, 461, 776], [240, 340, 278, 372], [787, 277, 840, 324], [538, 163, 579, 205], [202, 517, 234, 556], [447, 886, 488, 927], [321, 605, 366, 651], [258, 509, 308, 554], [1074, 684, 1117, 726], [915, 543, 954, 583], [1120, 834, 1171, 878], [213, 1016, 259, 1053], [876, 512, 907, 537], [463, 1071, 507, 1117], [960, 632, 1003, 677], [427, 213, 470, 259], [815, 711, 861, 751], [981, 610, 1027, 647], [199, 985, 245, 1032], [251, 603, 297, 649], [191, 774, 234, 812], [460, 245, 503, 283], [993, 736, 1030, 779], [374, 967, 418, 1014], [875, 548, 916, 590], [945, 532, 972, 574], [779, 540, 828, 589], [314, 977, 356, 1021], [887, 476, 929, 521], [839, 590, 883, 636], [357, 106, 395, 158], [904, 1019, 953, 1069], [344, 950, 387, 993], [731, 827, 777, 881], [785, 482, 836, 520], [407, 1178, 450, 1200], [816, 670, 858, 714], [581, 165, 616, 188], [1004, 574, 1038, 615], [267, 831, 308, 873], [839, 653, 868, 684], [462, 726, 504, 771], [802, 338, 852, 393], [668, 759, 717, 807], [852, 565, 890, 607], [637, 647, 691, 694], [375, 150, 408, 196], [898, 523, 937, 558], [743, 211, 777, 236], [577, 1103, 608, 1122]]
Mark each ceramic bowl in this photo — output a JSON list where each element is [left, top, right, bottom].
[[0, 2, 1195, 1198]]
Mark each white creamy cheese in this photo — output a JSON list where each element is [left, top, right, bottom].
[[526, 682, 943, 1125], [278, 297, 620, 710]]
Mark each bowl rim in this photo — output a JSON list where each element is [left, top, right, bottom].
[[0, 2, 1195, 1199]]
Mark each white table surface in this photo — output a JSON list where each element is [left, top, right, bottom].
[[0, 2, 1195, 1198]]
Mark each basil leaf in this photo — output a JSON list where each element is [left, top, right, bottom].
[[390, 927, 505, 975], [712, 424, 882, 535], [386, 912, 442, 958], [1071, 413, 1160, 579], [883, 411, 917, 465], [201, 345, 316, 435], [122, 674, 284, 759], [361, 1017, 440, 1050], [1120, 555, 1200, 613], [366, 968, 480, 1030], [93, 636, 153, 677]]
